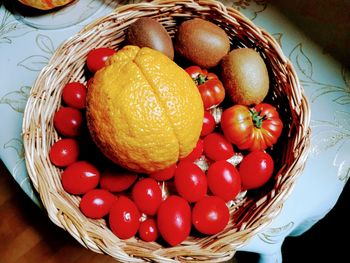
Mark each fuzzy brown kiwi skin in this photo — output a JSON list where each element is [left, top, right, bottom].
[[221, 48, 269, 106], [175, 18, 230, 68], [126, 17, 174, 60]]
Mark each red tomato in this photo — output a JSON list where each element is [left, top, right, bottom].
[[185, 66, 225, 109], [149, 163, 177, 181], [61, 161, 100, 195], [239, 151, 274, 190], [79, 189, 116, 219], [86, 47, 116, 73], [62, 82, 87, 109], [132, 178, 162, 216], [138, 218, 158, 242], [53, 107, 83, 137], [192, 196, 230, 235], [201, 111, 216, 137], [100, 166, 138, 192], [203, 133, 234, 161], [221, 103, 283, 151], [157, 195, 191, 246], [49, 138, 79, 167], [109, 196, 140, 239], [180, 139, 203, 162], [207, 160, 241, 201]]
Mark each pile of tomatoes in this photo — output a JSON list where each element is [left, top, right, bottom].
[[49, 47, 283, 246]]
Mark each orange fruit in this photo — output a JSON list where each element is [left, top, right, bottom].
[[17, 0, 74, 10], [87, 46, 204, 173]]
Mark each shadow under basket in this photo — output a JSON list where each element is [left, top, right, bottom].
[[22, 0, 311, 262]]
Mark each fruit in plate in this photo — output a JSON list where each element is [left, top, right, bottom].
[[126, 17, 174, 60], [17, 0, 74, 10], [221, 103, 283, 151], [221, 48, 269, 106], [175, 18, 230, 68], [87, 45, 203, 173]]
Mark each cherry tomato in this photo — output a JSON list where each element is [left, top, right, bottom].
[[207, 160, 241, 201], [201, 111, 216, 137], [185, 66, 225, 109], [79, 189, 116, 219], [132, 178, 162, 216], [174, 162, 207, 203], [203, 133, 234, 161], [53, 107, 83, 137], [239, 151, 274, 190], [192, 196, 229, 235], [61, 161, 100, 195], [221, 103, 283, 151], [100, 166, 138, 192], [62, 82, 87, 109], [86, 47, 116, 73], [149, 163, 177, 181], [180, 139, 203, 162], [109, 196, 140, 239], [49, 138, 79, 167], [157, 195, 191, 246], [138, 218, 158, 242]]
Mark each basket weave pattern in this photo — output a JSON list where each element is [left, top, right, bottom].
[[22, 0, 311, 262]]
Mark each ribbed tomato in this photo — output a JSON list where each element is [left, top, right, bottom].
[[221, 103, 283, 151]]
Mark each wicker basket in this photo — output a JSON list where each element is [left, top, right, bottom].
[[22, 0, 311, 262]]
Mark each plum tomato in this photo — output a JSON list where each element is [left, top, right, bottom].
[[138, 218, 159, 242], [239, 151, 274, 190], [61, 161, 100, 195], [132, 178, 162, 216], [53, 107, 83, 137], [79, 189, 116, 219], [203, 133, 234, 161], [100, 166, 138, 192], [180, 139, 203, 162], [86, 47, 116, 73], [49, 138, 79, 167], [62, 82, 87, 109], [157, 195, 191, 246], [192, 196, 230, 235], [149, 163, 177, 181], [201, 111, 216, 137], [207, 160, 241, 201], [174, 162, 207, 203], [109, 196, 140, 239]]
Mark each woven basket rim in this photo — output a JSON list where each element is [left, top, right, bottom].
[[22, 0, 311, 262]]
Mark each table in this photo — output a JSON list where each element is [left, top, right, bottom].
[[1, 0, 349, 262]]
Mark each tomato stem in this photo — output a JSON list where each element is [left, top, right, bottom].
[[194, 74, 207, 85], [249, 108, 266, 129]]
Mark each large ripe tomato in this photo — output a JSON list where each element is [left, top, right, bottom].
[[203, 133, 234, 161], [109, 196, 140, 239], [53, 107, 83, 137], [49, 138, 79, 167], [239, 151, 274, 190], [100, 166, 138, 192], [192, 196, 229, 235], [157, 195, 191, 246], [79, 189, 116, 219], [221, 103, 283, 151], [207, 160, 241, 201], [185, 66, 225, 109], [86, 47, 116, 73]]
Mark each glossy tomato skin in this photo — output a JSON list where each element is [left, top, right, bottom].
[[138, 218, 159, 242], [62, 82, 87, 109], [109, 196, 140, 239], [54, 107, 83, 137], [157, 195, 191, 246], [61, 161, 100, 195], [49, 138, 79, 167], [207, 160, 241, 201], [239, 151, 274, 190], [149, 163, 177, 181], [192, 196, 229, 235], [79, 189, 116, 219], [174, 162, 207, 203], [132, 178, 162, 216], [201, 111, 216, 137], [203, 133, 234, 161], [86, 47, 116, 73], [180, 139, 203, 162], [221, 103, 283, 151], [100, 166, 138, 192]]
